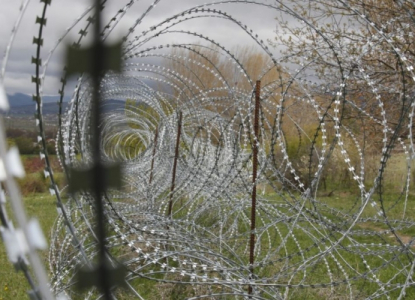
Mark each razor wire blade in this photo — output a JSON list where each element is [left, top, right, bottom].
[[1, 0, 415, 299]]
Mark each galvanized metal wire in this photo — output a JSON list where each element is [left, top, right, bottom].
[[1, 0, 415, 299]]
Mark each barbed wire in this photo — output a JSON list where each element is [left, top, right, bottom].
[[1, 0, 415, 299]]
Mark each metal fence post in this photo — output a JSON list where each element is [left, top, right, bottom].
[[248, 80, 260, 297]]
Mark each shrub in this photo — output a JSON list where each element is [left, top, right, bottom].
[[17, 173, 47, 195], [53, 172, 67, 190], [6, 128, 25, 138], [14, 136, 35, 154], [23, 157, 44, 173], [46, 141, 56, 155], [23, 156, 63, 173]]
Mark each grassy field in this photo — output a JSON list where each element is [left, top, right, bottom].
[[1, 151, 414, 299], [1, 190, 415, 299], [0, 194, 57, 300], [0, 153, 63, 300]]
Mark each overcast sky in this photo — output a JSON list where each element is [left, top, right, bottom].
[[0, 0, 287, 96]]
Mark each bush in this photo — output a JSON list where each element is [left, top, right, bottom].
[[17, 173, 47, 195], [23, 156, 63, 173], [6, 128, 25, 138], [14, 136, 36, 154], [46, 140, 56, 155], [53, 173, 67, 190], [23, 157, 44, 173], [19, 156, 66, 194]]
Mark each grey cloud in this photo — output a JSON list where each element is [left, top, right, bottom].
[[1, 0, 293, 95]]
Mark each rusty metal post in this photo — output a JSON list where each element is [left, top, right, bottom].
[[149, 126, 159, 185], [168, 111, 182, 218], [248, 80, 260, 296]]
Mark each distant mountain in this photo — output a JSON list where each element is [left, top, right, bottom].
[[7, 93, 70, 107], [6, 99, 126, 116], [7, 102, 70, 115], [7, 93, 32, 107], [3, 93, 70, 115], [3, 92, 129, 116]]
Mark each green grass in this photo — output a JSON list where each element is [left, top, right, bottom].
[[0, 194, 57, 300], [1, 187, 415, 299]]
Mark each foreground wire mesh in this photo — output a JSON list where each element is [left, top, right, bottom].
[[1, 0, 415, 299]]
